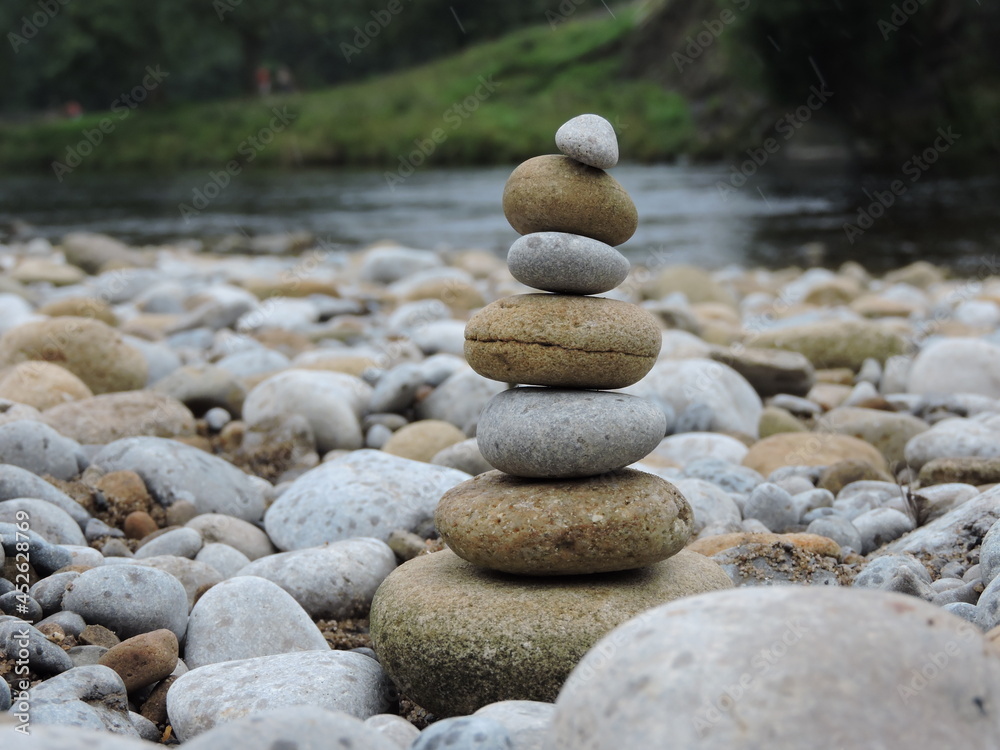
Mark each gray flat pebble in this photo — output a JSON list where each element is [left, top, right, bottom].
[[477, 388, 666, 479], [0, 591, 42, 621], [507, 232, 629, 295], [24, 664, 139, 736], [62, 564, 189, 641], [0, 619, 73, 674], [474, 700, 555, 750], [236, 538, 396, 619], [413, 716, 512, 750], [166, 650, 393, 741], [185, 513, 276, 560], [0, 498, 86, 546], [0, 522, 71, 574], [0, 676, 9, 711], [194, 543, 251, 579], [742, 482, 798, 533], [369, 362, 423, 414], [130, 555, 223, 611], [365, 713, 421, 748], [0, 420, 83, 480], [555, 113, 619, 169], [0, 724, 157, 748], [86, 518, 124, 541], [806, 516, 863, 553], [976, 574, 1000, 630], [68, 644, 109, 667], [0, 464, 91, 526], [183, 575, 329, 668], [135, 527, 203, 559], [37, 610, 86, 637], [853, 507, 916, 554], [980, 517, 1000, 585], [943, 601, 980, 624]]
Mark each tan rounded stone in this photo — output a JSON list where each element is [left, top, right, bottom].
[[0, 317, 147, 394], [687, 531, 841, 558], [41, 391, 196, 444], [98, 628, 178, 693], [464, 294, 661, 389], [124, 510, 159, 540], [370, 548, 732, 717], [502, 155, 637, 246], [37, 297, 117, 326], [382, 420, 467, 463], [436, 469, 693, 575], [742, 432, 888, 477], [0, 361, 93, 410]]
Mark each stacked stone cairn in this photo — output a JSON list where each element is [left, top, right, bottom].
[[370, 114, 732, 717]]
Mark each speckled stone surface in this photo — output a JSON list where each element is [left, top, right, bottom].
[[465, 294, 661, 389], [435, 469, 692, 575], [369, 548, 732, 717], [507, 232, 629, 295], [476, 388, 666, 478], [502, 156, 637, 246], [555, 114, 619, 169]]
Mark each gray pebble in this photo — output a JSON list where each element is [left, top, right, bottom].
[[0, 464, 91, 526], [37, 610, 86, 637], [64, 544, 106, 567], [62, 564, 189, 641], [25, 664, 139, 736], [507, 232, 628, 295], [183, 576, 328, 668], [775, 475, 815, 495], [0, 675, 9, 711], [130, 555, 223, 611], [203, 407, 232, 431], [369, 362, 423, 414], [0, 420, 83, 480], [474, 700, 555, 750], [0, 498, 86, 546], [185, 513, 275, 560], [852, 507, 915, 554], [0, 619, 73, 674], [673, 478, 742, 536], [235, 538, 396, 620], [412, 716, 513, 750], [979, 517, 1000, 585], [684, 458, 763, 494], [854, 554, 933, 600], [976, 575, 1000, 630], [166, 651, 393, 741], [0, 591, 42, 621], [366, 424, 393, 449], [415, 369, 506, 433], [477, 388, 666, 479], [942, 601, 980, 624], [101, 538, 134, 558], [806, 516, 863, 554], [135, 527, 203, 559], [742, 482, 799, 533], [740, 518, 771, 534], [431, 437, 494, 476], [365, 713, 421, 748], [674, 402, 715, 433], [965, 564, 983, 582], [130, 711, 161, 742], [555, 113, 619, 169], [364, 412, 410, 432], [86, 517, 124, 541], [194, 543, 251, 579], [0, 522, 72, 574], [68, 644, 110, 667], [931, 579, 983, 607]]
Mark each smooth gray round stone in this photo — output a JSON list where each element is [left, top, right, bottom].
[[555, 113, 619, 169], [181, 706, 400, 750], [0, 522, 71, 574], [130, 712, 160, 743], [741, 482, 798, 533], [134, 527, 203, 559], [369, 362, 424, 414], [61, 564, 189, 641], [806, 516, 863, 553], [131, 555, 223, 611], [166, 651, 393, 741], [0, 620, 73, 674], [672, 478, 741, 536], [0, 591, 42, 621], [235, 538, 396, 620], [853, 507, 915, 554], [183, 576, 328, 669], [203, 407, 232, 432], [432, 437, 494, 476], [0, 420, 83, 481], [364, 714, 421, 748], [548, 587, 1000, 749], [194, 543, 251, 579], [0, 464, 91, 526], [943, 601, 980, 624], [979, 517, 1000, 585], [413, 716, 512, 750], [684, 459, 763, 495], [68, 644, 110, 667], [86, 517, 124, 541], [0, 498, 86, 546], [23, 664, 139, 736], [0, 725, 157, 749], [0, 675, 9, 711], [976, 575, 1000, 630], [365, 424, 393, 449], [37, 610, 87, 637], [474, 700, 555, 750], [477, 388, 666, 479], [87, 436, 265, 521], [185, 514, 275, 561], [507, 232, 629, 295]]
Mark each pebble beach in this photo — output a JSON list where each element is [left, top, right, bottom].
[[3, 117, 1000, 748]]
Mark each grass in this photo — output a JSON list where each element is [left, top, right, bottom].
[[0, 8, 695, 174]]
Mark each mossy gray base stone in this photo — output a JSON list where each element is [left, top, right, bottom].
[[369, 548, 731, 717]]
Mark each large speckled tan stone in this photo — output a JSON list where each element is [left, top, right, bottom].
[[436, 469, 692, 575], [502, 155, 637, 246], [0, 361, 93, 410], [0, 317, 147, 394], [742, 432, 888, 477], [370, 548, 731, 717], [382, 419, 467, 463], [465, 294, 661, 389]]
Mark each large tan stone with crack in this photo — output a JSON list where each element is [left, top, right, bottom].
[[742, 432, 888, 477], [464, 294, 661, 389], [502, 155, 637, 246], [0, 361, 93, 410], [436, 469, 692, 575], [370, 548, 731, 717]]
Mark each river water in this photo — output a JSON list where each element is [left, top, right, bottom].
[[2, 163, 997, 273]]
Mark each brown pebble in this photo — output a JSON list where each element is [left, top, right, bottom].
[[166, 500, 199, 526], [36, 623, 66, 642], [818, 458, 895, 495], [79, 624, 120, 649], [95, 470, 152, 508], [140, 675, 177, 724], [98, 629, 178, 693], [124, 511, 158, 540]]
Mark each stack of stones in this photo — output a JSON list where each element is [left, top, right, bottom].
[[370, 115, 731, 717], [436, 113, 695, 575]]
